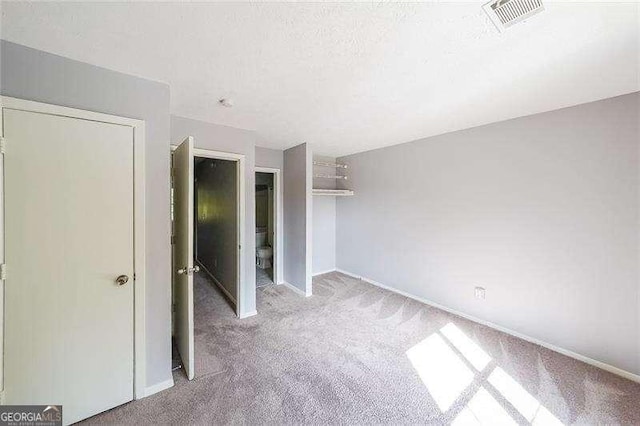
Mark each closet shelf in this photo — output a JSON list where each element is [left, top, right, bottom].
[[312, 189, 354, 197], [313, 161, 348, 169]]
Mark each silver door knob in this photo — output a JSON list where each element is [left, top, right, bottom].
[[116, 275, 129, 286], [177, 266, 200, 275]]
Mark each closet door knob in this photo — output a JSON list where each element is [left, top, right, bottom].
[[116, 275, 129, 286]]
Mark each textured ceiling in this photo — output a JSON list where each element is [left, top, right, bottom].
[[1, 2, 638, 156]]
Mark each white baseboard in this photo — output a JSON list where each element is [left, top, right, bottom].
[[335, 269, 359, 279], [239, 310, 257, 319], [197, 260, 237, 305], [313, 269, 336, 277], [281, 281, 312, 297], [142, 378, 174, 398], [335, 268, 640, 384]]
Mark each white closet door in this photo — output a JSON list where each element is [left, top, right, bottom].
[[3, 108, 135, 424]]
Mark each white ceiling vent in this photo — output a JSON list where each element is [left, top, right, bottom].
[[483, 0, 544, 31]]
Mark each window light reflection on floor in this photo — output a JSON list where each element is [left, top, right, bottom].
[[452, 387, 517, 426], [406, 322, 565, 425], [440, 323, 492, 371], [488, 367, 563, 426], [406, 333, 474, 412]]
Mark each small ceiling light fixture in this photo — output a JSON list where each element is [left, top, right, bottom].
[[218, 98, 234, 108]]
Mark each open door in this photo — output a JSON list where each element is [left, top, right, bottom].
[[173, 136, 196, 380]]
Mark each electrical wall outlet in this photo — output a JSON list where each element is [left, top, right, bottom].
[[475, 286, 486, 300]]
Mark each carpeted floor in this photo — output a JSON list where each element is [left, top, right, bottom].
[[256, 266, 274, 287], [83, 272, 640, 425]]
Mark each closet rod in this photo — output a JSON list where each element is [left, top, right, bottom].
[[313, 161, 348, 169]]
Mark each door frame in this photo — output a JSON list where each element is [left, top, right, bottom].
[[255, 167, 283, 286], [171, 145, 246, 318], [0, 96, 147, 399]]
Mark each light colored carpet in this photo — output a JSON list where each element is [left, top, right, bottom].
[[256, 266, 274, 287], [83, 272, 640, 425], [193, 273, 233, 379]]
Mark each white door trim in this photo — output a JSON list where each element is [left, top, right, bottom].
[[0, 96, 147, 400], [171, 145, 246, 318], [255, 167, 283, 286]]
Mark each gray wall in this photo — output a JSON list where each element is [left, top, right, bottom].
[[337, 92, 640, 376], [0, 40, 173, 388], [313, 197, 336, 275], [312, 155, 339, 275], [283, 143, 312, 295], [195, 158, 238, 301], [255, 172, 272, 229], [255, 190, 269, 229], [171, 115, 257, 316], [255, 146, 283, 170]]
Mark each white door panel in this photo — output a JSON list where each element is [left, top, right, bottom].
[[3, 108, 135, 424], [173, 136, 195, 380]]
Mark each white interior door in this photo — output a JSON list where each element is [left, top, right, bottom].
[[173, 136, 195, 380], [3, 107, 135, 424]]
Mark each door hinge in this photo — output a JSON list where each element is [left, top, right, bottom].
[[0, 137, 6, 155], [0, 264, 7, 281]]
